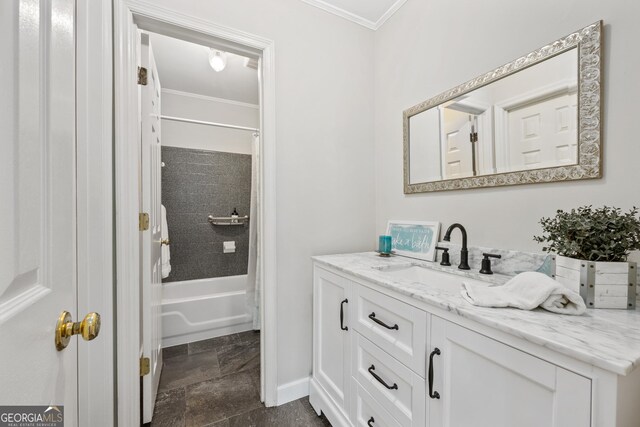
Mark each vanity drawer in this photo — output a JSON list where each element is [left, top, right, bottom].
[[351, 379, 401, 427], [352, 332, 425, 426], [352, 285, 427, 376]]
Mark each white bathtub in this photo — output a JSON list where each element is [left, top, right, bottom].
[[161, 275, 253, 347]]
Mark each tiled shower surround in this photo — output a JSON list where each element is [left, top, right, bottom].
[[161, 146, 252, 283]]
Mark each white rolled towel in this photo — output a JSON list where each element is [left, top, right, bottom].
[[461, 271, 586, 315], [161, 204, 171, 279]]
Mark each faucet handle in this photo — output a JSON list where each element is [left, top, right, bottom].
[[479, 253, 502, 275], [483, 253, 502, 259], [435, 246, 451, 267]]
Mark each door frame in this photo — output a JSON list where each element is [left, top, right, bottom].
[[113, 1, 278, 425], [77, 0, 115, 425]]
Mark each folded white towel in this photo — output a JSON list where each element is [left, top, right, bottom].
[[461, 271, 586, 315], [161, 204, 171, 279]]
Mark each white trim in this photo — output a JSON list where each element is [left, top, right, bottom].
[[114, 3, 278, 425], [300, 0, 377, 29], [477, 109, 495, 175], [125, 0, 268, 54], [114, 2, 143, 425], [161, 88, 260, 109], [494, 79, 578, 112], [300, 0, 407, 30], [76, 0, 114, 425], [277, 376, 311, 406], [260, 39, 279, 409], [374, 0, 408, 29]]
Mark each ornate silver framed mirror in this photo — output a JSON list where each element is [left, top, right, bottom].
[[403, 21, 602, 193]]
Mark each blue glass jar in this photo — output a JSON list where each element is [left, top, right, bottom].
[[378, 235, 392, 254]]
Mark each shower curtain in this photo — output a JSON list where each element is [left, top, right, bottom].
[[246, 133, 261, 330]]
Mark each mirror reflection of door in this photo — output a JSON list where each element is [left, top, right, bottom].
[[442, 109, 476, 179], [506, 91, 578, 171], [405, 46, 581, 187]]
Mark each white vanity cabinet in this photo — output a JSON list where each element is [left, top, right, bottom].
[[428, 316, 591, 427], [312, 266, 352, 424], [310, 260, 640, 427], [312, 264, 426, 427]]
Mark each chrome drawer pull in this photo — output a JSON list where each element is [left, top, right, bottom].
[[368, 312, 399, 330], [368, 364, 398, 390]]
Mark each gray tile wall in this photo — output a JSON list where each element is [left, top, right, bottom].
[[162, 146, 252, 283]]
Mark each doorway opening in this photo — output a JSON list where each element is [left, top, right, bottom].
[[114, 3, 277, 425], [139, 29, 262, 424]]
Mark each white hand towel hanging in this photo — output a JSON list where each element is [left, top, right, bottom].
[[161, 204, 171, 278]]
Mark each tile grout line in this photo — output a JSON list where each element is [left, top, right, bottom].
[[201, 404, 264, 427]]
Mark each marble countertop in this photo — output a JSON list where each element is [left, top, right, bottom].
[[312, 252, 640, 376]]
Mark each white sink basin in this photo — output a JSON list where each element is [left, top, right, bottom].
[[377, 265, 493, 291]]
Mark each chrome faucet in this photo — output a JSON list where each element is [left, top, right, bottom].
[[442, 223, 470, 270]]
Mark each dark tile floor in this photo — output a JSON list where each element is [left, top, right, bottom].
[[152, 331, 331, 427]]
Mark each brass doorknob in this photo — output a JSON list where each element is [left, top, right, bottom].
[[161, 239, 170, 245], [55, 311, 101, 351]]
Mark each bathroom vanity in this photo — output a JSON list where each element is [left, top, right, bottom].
[[309, 253, 640, 427]]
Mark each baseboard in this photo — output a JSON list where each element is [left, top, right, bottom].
[[276, 376, 310, 406]]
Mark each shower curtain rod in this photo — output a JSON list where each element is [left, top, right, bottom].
[[160, 115, 260, 133]]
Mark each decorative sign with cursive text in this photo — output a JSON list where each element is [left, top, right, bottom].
[[386, 220, 441, 261]]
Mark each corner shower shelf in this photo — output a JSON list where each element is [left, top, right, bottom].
[[207, 215, 249, 226]]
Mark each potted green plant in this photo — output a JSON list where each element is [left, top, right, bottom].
[[534, 206, 640, 309]]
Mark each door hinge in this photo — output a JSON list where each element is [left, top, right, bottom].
[[139, 213, 150, 231], [140, 357, 150, 377], [470, 132, 478, 143], [137, 66, 148, 85]]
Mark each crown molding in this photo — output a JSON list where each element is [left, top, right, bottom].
[[161, 88, 259, 109], [300, 0, 407, 30], [300, 0, 376, 29], [374, 0, 407, 29]]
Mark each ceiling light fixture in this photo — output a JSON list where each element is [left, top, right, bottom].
[[208, 49, 227, 72]]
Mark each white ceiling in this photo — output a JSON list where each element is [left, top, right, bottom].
[[148, 32, 259, 105], [300, 0, 407, 29]]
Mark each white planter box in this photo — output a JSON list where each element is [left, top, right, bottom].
[[553, 255, 637, 309]]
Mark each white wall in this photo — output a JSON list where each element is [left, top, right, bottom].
[[374, 0, 640, 255], [151, 0, 376, 389], [161, 90, 258, 154]]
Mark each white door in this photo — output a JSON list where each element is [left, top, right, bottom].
[[0, 0, 81, 424], [429, 317, 591, 427], [442, 109, 475, 178], [140, 32, 164, 423], [313, 267, 352, 418], [508, 92, 578, 170]]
